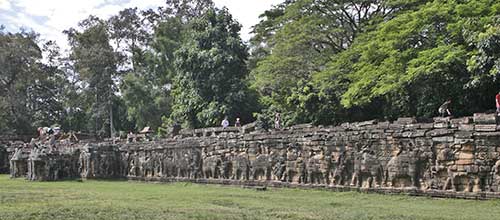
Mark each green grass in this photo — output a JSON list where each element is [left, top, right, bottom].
[[0, 175, 499, 220]]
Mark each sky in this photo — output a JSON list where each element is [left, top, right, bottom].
[[0, 0, 282, 51]]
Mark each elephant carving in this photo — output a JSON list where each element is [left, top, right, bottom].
[[351, 149, 383, 188], [231, 150, 250, 181], [251, 153, 273, 181], [203, 155, 222, 179]]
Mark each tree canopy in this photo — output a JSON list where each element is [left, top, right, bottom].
[[1, 0, 499, 136]]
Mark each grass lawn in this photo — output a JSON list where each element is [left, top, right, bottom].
[[0, 175, 499, 220]]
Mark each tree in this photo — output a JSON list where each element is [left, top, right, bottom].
[[121, 73, 171, 131], [65, 16, 118, 138], [108, 7, 146, 71], [0, 29, 42, 133], [28, 41, 67, 128], [249, 0, 411, 125], [0, 28, 69, 134], [170, 8, 257, 128], [162, 0, 214, 19], [314, 0, 500, 121]]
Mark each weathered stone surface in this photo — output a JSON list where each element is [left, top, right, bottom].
[[455, 131, 473, 139], [357, 120, 378, 127], [459, 124, 475, 131], [475, 124, 497, 132], [396, 117, 417, 125], [6, 115, 500, 199], [0, 144, 9, 174], [473, 113, 497, 124]]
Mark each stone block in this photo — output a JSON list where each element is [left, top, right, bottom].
[[404, 124, 420, 130], [242, 122, 256, 133], [420, 123, 435, 129], [400, 130, 426, 138], [454, 131, 473, 139], [377, 121, 390, 129], [474, 124, 497, 132], [473, 113, 497, 124], [427, 129, 453, 137], [459, 124, 474, 131], [433, 122, 450, 129], [389, 124, 405, 129], [357, 120, 378, 127], [432, 136, 454, 143], [396, 117, 417, 125], [433, 117, 451, 123], [451, 117, 473, 124]]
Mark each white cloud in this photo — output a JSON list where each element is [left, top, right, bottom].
[[0, 0, 11, 10], [0, 0, 284, 50], [213, 0, 283, 41], [125, 0, 164, 10]]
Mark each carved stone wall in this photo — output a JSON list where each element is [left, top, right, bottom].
[[0, 144, 9, 173], [9, 146, 29, 178], [7, 114, 500, 199], [79, 144, 122, 179], [26, 147, 80, 181]]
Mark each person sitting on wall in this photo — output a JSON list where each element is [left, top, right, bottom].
[[221, 117, 229, 129], [438, 99, 452, 117]]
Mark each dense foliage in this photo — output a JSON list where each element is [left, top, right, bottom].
[[251, 0, 500, 125], [1, 0, 499, 136], [170, 8, 256, 128]]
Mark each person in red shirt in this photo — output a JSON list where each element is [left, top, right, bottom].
[[496, 92, 500, 115]]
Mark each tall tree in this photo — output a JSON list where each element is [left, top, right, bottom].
[[65, 16, 118, 138], [0, 29, 42, 133], [314, 0, 500, 121], [0, 28, 69, 134], [249, 0, 411, 125], [170, 8, 256, 128], [162, 0, 214, 19]]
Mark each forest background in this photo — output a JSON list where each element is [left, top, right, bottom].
[[1, 0, 499, 138]]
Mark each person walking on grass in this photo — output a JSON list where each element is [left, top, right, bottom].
[[438, 99, 452, 117]]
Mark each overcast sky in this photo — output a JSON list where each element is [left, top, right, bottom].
[[0, 0, 282, 50]]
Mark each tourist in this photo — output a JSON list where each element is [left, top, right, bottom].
[[274, 112, 281, 129], [49, 134, 56, 148], [127, 131, 135, 143], [235, 117, 241, 127], [438, 99, 452, 117], [496, 91, 500, 116], [37, 127, 44, 140], [221, 117, 229, 128]]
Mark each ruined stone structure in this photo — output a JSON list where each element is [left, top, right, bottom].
[[6, 113, 500, 199], [0, 144, 9, 173]]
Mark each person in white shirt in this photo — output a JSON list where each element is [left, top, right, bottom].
[[221, 117, 229, 128]]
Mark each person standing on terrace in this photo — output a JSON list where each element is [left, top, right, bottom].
[[221, 117, 229, 128]]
